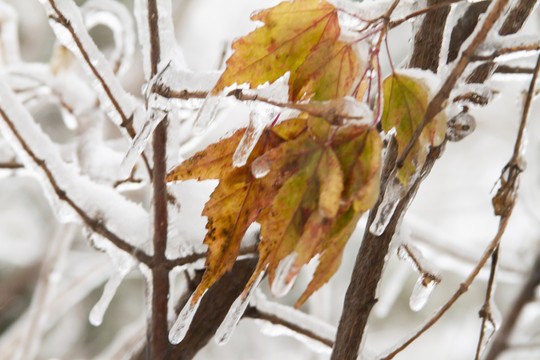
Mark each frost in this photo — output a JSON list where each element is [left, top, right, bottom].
[[233, 104, 278, 168], [446, 111, 477, 142], [271, 252, 298, 298], [169, 293, 204, 345], [409, 275, 437, 312], [214, 271, 265, 345], [369, 178, 403, 236]]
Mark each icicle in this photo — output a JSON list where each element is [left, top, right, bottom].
[[121, 108, 165, 176], [89, 269, 124, 326], [369, 178, 403, 236], [271, 252, 298, 298], [409, 275, 437, 312], [168, 293, 204, 345], [233, 105, 277, 168], [214, 271, 265, 345], [193, 95, 222, 133]]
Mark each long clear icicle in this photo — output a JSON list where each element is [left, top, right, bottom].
[[214, 270, 265, 345], [168, 292, 205, 345]]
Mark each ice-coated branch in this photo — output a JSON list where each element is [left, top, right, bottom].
[[244, 292, 336, 349], [155, 85, 372, 123], [485, 253, 540, 360], [14, 223, 77, 360], [380, 41, 540, 360], [396, 0, 512, 170], [0, 77, 152, 266], [472, 36, 540, 61], [39, 0, 140, 137]]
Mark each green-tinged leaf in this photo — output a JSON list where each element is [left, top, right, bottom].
[[212, 0, 339, 95], [334, 126, 382, 211], [292, 41, 361, 101], [272, 115, 308, 140], [295, 207, 361, 308], [317, 148, 344, 217], [381, 73, 446, 186]]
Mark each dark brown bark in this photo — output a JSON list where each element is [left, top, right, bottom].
[[408, 0, 451, 71], [447, 1, 490, 63]]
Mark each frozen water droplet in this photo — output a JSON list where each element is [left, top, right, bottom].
[[215, 271, 265, 345], [169, 293, 204, 344], [89, 270, 124, 326], [369, 179, 403, 236], [446, 111, 476, 142], [271, 253, 298, 298], [251, 153, 271, 178], [193, 95, 222, 133], [233, 106, 277, 168], [409, 276, 437, 312]]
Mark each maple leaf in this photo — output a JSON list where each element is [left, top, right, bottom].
[[167, 127, 285, 303], [243, 118, 382, 303], [291, 40, 361, 101], [381, 73, 446, 186], [212, 0, 339, 96]]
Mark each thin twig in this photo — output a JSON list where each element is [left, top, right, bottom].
[[244, 306, 334, 348], [474, 246, 499, 360], [485, 254, 540, 360], [146, 0, 171, 358]]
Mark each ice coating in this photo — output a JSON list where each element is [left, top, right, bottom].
[[369, 178, 403, 236], [270, 252, 298, 298], [13, 223, 77, 360], [89, 269, 124, 326], [409, 275, 437, 312], [252, 290, 336, 353], [0, 1, 21, 65], [193, 94, 223, 133], [0, 75, 150, 253], [214, 271, 265, 345], [168, 293, 204, 345], [251, 156, 271, 178], [81, 0, 136, 76], [38, 0, 139, 131], [446, 111, 476, 142], [233, 105, 277, 168], [121, 106, 166, 177]]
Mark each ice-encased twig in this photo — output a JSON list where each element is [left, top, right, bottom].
[[39, 0, 140, 134], [0, 76, 151, 261], [0, 1, 21, 65], [81, 0, 136, 76], [13, 223, 78, 360], [249, 290, 336, 353], [0, 256, 111, 358]]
